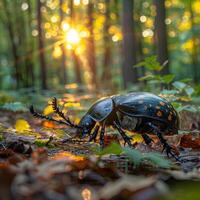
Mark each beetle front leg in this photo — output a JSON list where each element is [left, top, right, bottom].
[[113, 121, 132, 147], [142, 134, 153, 145], [99, 122, 106, 148], [89, 125, 100, 142]]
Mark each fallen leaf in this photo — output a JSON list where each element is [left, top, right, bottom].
[[180, 134, 200, 150], [15, 119, 31, 132], [43, 105, 54, 115]]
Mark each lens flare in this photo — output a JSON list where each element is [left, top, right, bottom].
[[66, 29, 80, 45]]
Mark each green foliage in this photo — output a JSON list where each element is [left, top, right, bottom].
[[94, 142, 123, 156], [123, 147, 171, 168], [93, 143, 171, 168], [135, 55, 163, 71], [0, 135, 3, 142], [34, 139, 54, 148], [136, 56, 200, 113], [0, 102, 28, 112]]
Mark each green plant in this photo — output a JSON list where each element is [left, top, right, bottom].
[[135, 55, 200, 113]]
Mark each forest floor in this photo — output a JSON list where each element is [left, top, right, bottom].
[[0, 92, 200, 200]]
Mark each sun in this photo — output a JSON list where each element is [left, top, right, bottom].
[[66, 28, 80, 45]]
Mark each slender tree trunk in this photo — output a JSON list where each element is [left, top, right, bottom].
[[189, 0, 199, 83], [2, 0, 20, 88], [70, 0, 82, 85], [135, 1, 145, 77], [59, 0, 67, 85], [122, 0, 138, 88], [154, 0, 169, 74], [87, 1, 97, 89], [72, 51, 82, 84], [37, 0, 47, 89], [102, 0, 112, 86], [27, 0, 35, 87]]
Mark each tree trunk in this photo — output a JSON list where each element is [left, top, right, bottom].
[[72, 51, 82, 84], [27, 0, 35, 87], [122, 0, 138, 88], [189, 0, 199, 83], [87, 1, 97, 89], [102, 0, 112, 86], [70, 0, 82, 85], [2, 0, 20, 88], [154, 0, 169, 74], [37, 0, 47, 89], [59, 0, 67, 85]]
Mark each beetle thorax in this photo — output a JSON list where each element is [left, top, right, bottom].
[[119, 115, 138, 131]]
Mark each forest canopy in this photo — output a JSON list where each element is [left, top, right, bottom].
[[0, 0, 200, 91]]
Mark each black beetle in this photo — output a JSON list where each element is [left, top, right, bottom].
[[30, 92, 179, 159]]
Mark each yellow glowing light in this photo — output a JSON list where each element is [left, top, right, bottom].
[[62, 22, 70, 31], [66, 29, 80, 45], [142, 29, 154, 37], [66, 44, 73, 50], [140, 15, 147, 23], [21, 2, 29, 11], [182, 39, 194, 53], [74, 0, 81, 6], [81, 188, 91, 200], [82, 0, 89, 5], [53, 46, 62, 58], [193, 1, 200, 14], [165, 18, 171, 25], [80, 30, 89, 38], [51, 15, 58, 23], [44, 22, 51, 29], [32, 30, 38, 37]]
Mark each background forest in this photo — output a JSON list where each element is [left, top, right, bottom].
[[1, 0, 200, 92], [0, 1, 200, 200]]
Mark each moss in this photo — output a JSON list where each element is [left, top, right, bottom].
[[34, 139, 54, 148]]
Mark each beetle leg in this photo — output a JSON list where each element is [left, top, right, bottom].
[[89, 125, 100, 142], [99, 122, 106, 148], [113, 121, 132, 147], [142, 134, 153, 145], [147, 122, 181, 162]]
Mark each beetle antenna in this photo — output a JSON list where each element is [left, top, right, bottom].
[[30, 105, 70, 126], [51, 97, 81, 128]]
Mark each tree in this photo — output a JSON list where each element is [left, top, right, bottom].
[[59, 0, 67, 85], [37, 0, 47, 89], [2, 0, 20, 88], [188, 0, 199, 83], [87, 1, 97, 89], [101, 0, 112, 86], [70, 0, 82, 85], [122, 0, 138, 88], [154, 0, 169, 75]]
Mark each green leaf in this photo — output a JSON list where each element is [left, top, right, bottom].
[[185, 87, 194, 96], [139, 74, 156, 81], [0, 102, 28, 112], [172, 81, 187, 91], [143, 152, 171, 168], [94, 142, 122, 156], [161, 89, 178, 95], [178, 105, 197, 113], [134, 56, 163, 71], [161, 74, 175, 84], [123, 147, 143, 166]]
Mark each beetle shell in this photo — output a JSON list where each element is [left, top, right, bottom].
[[112, 92, 179, 131]]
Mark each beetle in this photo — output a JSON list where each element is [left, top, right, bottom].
[[30, 92, 180, 160]]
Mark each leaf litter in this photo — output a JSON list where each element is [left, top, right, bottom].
[[0, 96, 200, 200]]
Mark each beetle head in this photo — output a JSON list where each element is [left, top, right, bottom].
[[77, 114, 95, 137]]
